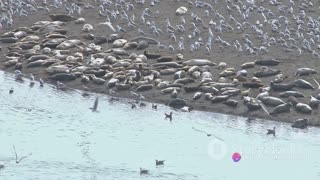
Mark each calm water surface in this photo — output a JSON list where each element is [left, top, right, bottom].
[[0, 71, 319, 180]]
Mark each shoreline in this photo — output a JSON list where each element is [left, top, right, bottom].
[[1, 1, 320, 127]]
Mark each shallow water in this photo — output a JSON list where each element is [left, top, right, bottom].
[[0, 71, 319, 180]]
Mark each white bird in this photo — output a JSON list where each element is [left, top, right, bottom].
[[97, 21, 116, 32]]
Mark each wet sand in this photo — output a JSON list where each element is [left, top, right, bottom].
[[1, 0, 320, 126]]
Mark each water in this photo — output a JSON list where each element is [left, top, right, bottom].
[[0, 70, 319, 180]]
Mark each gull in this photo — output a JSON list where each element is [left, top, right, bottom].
[[39, 78, 44, 87], [116, 25, 126, 32], [170, 33, 176, 42], [97, 20, 116, 32], [178, 37, 184, 51], [13, 145, 32, 164], [14, 70, 23, 81], [168, 45, 175, 53], [138, 28, 145, 35]]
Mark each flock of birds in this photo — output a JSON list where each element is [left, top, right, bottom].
[[0, 0, 320, 59]]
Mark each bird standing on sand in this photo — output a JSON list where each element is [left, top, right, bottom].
[[266, 127, 276, 136], [165, 112, 172, 121]]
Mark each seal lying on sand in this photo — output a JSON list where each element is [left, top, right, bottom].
[[49, 14, 77, 22]]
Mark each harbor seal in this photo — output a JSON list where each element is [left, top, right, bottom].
[[211, 95, 229, 103], [254, 69, 280, 77], [291, 119, 308, 129], [136, 40, 149, 50], [123, 42, 138, 49], [168, 98, 187, 109], [223, 99, 238, 107], [309, 96, 320, 108], [294, 68, 317, 76], [136, 84, 153, 91], [241, 62, 255, 69], [144, 51, 161, 59], [288, 96, 299, 106], [293, 79, 315, 89], [270, 82, 295, 91], [254, 59, 280, 66], [82, 24, 94, 32], [184, 59, 216, 66], [270, 102, 292, 115], [295, 103, 312, 113], [279, 91, 305, 98], [49, 14, 77, 22], [49, 73, 76, 81], [260, 96, 285, 106]]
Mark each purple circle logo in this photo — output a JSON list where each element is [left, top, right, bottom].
[[232, 152, 241, 162]]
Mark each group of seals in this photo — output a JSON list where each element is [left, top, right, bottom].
[[1, 0, 320, 128]]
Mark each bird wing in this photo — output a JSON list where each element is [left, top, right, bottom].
[[106, 22, 116, 32], [12, 145, 18, 162], [255, 98, 270, 115]]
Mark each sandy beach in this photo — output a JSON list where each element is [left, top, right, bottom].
[[1, 0, 320, 126]]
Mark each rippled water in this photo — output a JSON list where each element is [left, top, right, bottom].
[[0, 71, 319, 180]]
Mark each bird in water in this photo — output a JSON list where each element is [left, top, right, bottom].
[[39, 78, 44, 87], [131, 103, 136, 109], [9, 88, 14, 94], [155, 160, 165, 166], [90, 97, 99, 112], [165, 112, 173, 121], [266, 127, 276, 136], [152, 103, 157, 110], [14, 70, 23, 81], [29, 73, 35, 87], [139, 167, 149, 175]]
